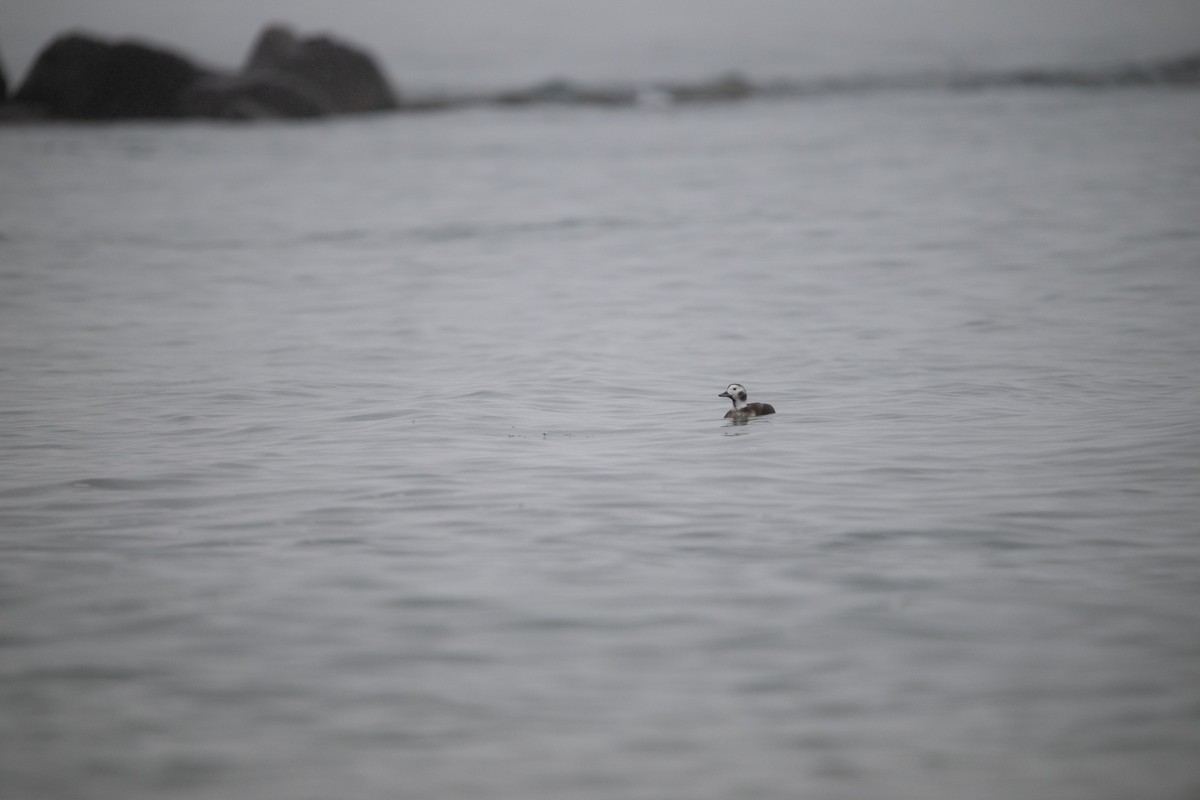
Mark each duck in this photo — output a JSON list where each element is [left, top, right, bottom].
[[720, 383, 776, 419]]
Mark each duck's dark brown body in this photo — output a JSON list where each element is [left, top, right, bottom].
[[724, 402, 776, 419]]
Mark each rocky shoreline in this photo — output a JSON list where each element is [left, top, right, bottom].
[[1, 24, 399, 121], [3, 24, 1199, 123]]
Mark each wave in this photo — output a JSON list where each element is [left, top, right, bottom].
[[398, 52, 1200, 111]]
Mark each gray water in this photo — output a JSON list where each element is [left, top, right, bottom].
[[2, 86, 1200, 800]]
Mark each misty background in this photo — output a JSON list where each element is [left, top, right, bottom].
[[5, 0, 1200, 90]]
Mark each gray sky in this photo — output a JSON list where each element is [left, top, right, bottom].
[[3, 0, 1199, 88]]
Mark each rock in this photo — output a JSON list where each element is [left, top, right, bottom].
[[13, 33, 209, 119], [7, 25, 398, 121], [238, 24, 398, 115], [493, 78, 636, 107], [181, 73, 333, 120], [662, 72, 754, 104]]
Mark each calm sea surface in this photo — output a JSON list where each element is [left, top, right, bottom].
[[2, 84, 1199, 799]]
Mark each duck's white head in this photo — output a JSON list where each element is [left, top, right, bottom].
[[719, 383, 749, 411]]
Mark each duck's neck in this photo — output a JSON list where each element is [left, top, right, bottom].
[[729, 397, 748, 411]]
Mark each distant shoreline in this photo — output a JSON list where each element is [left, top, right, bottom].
[[3, 24, 1198, 123]]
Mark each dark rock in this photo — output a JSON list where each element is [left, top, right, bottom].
[[181, 73, 333, 119], [13, 33, 210, 119], [7, 25, 398, 121], [11, 35, 114, 118], [662, 72, 754, 104], [238, 24, 398, 115], [493, 78, 636, 107]]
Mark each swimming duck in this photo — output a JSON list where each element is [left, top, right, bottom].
[[720, 383, 775, 419]]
